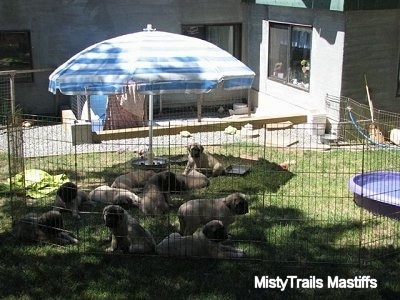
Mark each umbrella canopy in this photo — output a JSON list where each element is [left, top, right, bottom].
[[48, 25, 255, 165], [48, 26, 255, 96]]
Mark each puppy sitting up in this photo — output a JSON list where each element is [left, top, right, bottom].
[[183, 143, 225, 177], [53, 182, 92, 218], [103, 205, 155, 253], [178, 192, 249, 235], [156, 220, 245, 258]]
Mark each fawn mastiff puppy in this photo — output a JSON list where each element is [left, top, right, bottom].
[[103, 205, 155, 253], [141, 171, 186, 216], [177, 170, 209, 190], [53, 182, 91, 218], [12, 210, 78, 245], [183, 143, 225, 177], [178, 192, 249, 235], [156, 220, 245, 258], [88, 185, 141, 209], [111, 169, 156, 192]]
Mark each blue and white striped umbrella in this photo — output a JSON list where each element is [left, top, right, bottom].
[[48, 27, 255, 95], [48, 25, 255, 163]]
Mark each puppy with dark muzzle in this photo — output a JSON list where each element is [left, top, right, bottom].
[[156, 220, 245, 258], [178, 192, 249, 235], [103, 205, 155, 253], [141, 170, 186, 216], [53, 182, 92, 219], [183, 143, 225, 177], [111, 169, 156, 192], [12, 210, 78, 245]]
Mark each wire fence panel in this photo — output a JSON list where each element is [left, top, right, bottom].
[[0, 75, 11, 124], [1, 96, 400, 265]]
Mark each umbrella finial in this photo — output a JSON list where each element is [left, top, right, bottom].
[[143, 24, 156, 32]]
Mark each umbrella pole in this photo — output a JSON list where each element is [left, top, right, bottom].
[[147, 94, 154, 165], [197, 94, 203, 122], [85, 88, 91, 123], [247, 89, 251, 117]]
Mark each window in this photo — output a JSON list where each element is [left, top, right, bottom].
[[268, 23, 312, 91], [182, 24, 241, 59], [0, 30, 33, 82]]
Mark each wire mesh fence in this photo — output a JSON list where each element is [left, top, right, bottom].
[[326, 94, 400, 144], [1, 96, 400, 265], [0, 74, 12, 124]]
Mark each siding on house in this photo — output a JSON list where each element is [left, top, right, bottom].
[[243, 0, 344, 11], [249, 5, 345, 116], [0, 0, 246, 116], [341, 9, 400, 112], [244, 0, 400, 11], [246, 2, 400, 116]]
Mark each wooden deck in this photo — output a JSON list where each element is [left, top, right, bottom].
[[92, 113, 307, 142]]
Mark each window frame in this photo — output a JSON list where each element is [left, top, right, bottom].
[[0, 30, 34, 83], [181, 23, 242, 60], [268, 22, 312, 92]]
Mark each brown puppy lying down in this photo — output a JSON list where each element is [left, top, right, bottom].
[[156, 220, 245, 258], [111, 170, 156, 192], [103, 205, 155, 253], [12, 210, 78, 245], [89, 185, 141, 209], [178, 192, 249, 235], [141, 171, 186, 216], [177, 170, 209, 190], [53, 182, 92, 219], [183, 143, 225, 177]]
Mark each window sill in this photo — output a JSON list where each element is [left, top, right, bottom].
[[268, 76, 309, 92]]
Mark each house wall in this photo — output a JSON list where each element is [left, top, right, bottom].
[[341, 9, 400, 113], [0, 0, 246, 116], [249, 0, 344, 11], [249, 5, 345, 119]]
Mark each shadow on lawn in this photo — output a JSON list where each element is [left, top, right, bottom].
[[230, 205, 367, 264], [1, 225, 399, 299]]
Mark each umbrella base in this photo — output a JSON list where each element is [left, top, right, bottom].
[[131, 157, 169, 171]]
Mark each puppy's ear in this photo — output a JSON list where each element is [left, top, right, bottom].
[[199, 145, 204, 153], [157, 171, 169, 188], [187, 145, 192, 152]]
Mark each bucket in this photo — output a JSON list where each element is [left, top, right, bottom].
[[232, 103, 248, 115], [390, 129, 400, 145]]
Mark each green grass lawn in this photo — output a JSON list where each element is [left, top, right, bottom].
[[1, 145, 400, 299]]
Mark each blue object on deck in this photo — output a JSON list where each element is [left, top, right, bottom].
[[90, 95, 107, 132]]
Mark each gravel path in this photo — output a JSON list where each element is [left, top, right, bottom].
[[0, 121, 325, 158]]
